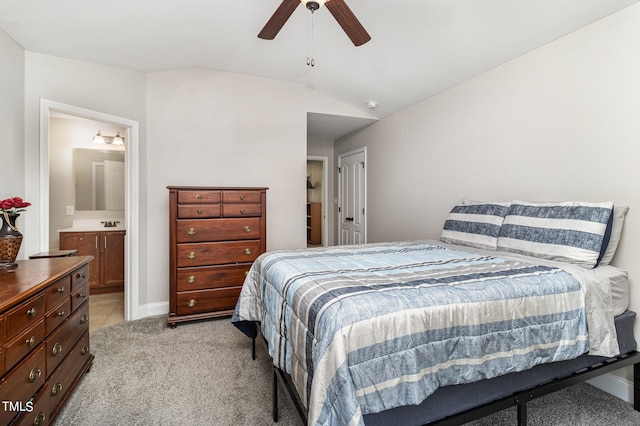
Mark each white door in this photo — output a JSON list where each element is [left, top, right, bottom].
[[338, 149, 366, 245]]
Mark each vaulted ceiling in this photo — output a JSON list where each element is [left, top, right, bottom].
[[1, 0, 637, 138]]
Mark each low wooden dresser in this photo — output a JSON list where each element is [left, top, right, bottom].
[[0, 256, 94, 426], [167, 186, 267, 327]]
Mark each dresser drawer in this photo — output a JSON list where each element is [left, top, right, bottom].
[[176, 287, 242, 316], [3, 318, 45, 375], [45, 299, 71, 335], [177, 204, 221, 219], [44, 275, 71, 311], [6, 293, 45, 341], [46, 331, 90, 418], [0, 345, 46, 426], [71, 281, 90, 312], [70, 264, 90, 291], [176, 218, 262, 243], [176, 264, 252, 291], [222, 190, 262, 204], [178, 190, 221, 204], [222, 204, 262, 217], [45, 302, 89, 375], [12, 384, 49, 426], [176, 240, 261, 267]]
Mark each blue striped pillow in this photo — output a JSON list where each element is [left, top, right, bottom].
[[440, 203, 510, 250], [497, 200, 614, 268]]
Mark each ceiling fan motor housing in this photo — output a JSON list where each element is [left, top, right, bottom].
[[305, 1, 321, 11]]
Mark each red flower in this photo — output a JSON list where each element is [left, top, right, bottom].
[[0, 196, 31, 214]]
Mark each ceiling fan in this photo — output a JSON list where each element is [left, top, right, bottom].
[[258, 0, 371, 46]]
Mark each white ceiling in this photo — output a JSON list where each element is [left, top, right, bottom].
[[1, 0, 638, 139]]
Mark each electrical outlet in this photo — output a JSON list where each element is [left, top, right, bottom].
[[66, 205, 74, 215]]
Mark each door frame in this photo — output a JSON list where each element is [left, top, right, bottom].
[[39, 99, 140, 321], [337, 147, 367, 245], [307, 155, 329, 246]]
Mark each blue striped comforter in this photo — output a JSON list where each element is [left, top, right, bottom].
[[232, 241, 589, 426]]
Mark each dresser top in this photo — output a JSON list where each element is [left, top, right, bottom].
[[167, 186, 268, 191], [0, 256, 93, 312]]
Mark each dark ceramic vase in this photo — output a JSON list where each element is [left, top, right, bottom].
[[0, 212, 22, 268]]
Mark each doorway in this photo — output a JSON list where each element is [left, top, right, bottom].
[[307, 156, 328, 247], [338, 148, 367, 245], [40, 99, 140, 321]]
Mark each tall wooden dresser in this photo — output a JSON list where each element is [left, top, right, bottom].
[[0, 256, 94, 426], [167, 186, 267, 327]]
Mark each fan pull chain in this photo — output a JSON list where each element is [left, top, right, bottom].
[[307, 10, 315, 67]]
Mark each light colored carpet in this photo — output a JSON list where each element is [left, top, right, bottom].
[[53, 316, 640, 425]]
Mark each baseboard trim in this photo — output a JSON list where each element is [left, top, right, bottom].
[[588, 372, 633, 403], [135, 301, 169, 320]]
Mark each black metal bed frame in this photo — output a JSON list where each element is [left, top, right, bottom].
[[263, 339, 640, 426]]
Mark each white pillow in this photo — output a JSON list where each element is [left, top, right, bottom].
[[599, 205, 628, 265], [440, 203, 510, 250], [497, 200, 614, 268]]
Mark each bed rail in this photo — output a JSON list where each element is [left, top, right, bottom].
[[268, 350, 640, 426]]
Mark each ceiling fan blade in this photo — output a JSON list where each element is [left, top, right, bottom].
[[258, 0, 301, 40], [325, 0, 371, 46]]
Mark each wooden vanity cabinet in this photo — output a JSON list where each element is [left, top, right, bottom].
[[167, 186, 267, 327], [0, 257, 94, 426], [59, 230, 125, 294]]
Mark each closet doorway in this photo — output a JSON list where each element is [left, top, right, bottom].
[[307, 156, 328, 247]]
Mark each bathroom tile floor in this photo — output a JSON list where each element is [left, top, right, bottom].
[[89, 292, 124, 333]]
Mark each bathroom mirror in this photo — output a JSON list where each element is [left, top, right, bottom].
[[74, 148, 125, 211]]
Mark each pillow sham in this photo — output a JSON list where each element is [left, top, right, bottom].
[[440, 202, 510, 250], [497, 200, 614, 268], [599, 204, 629, 265]]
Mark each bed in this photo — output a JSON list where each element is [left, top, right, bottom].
[[231, 200, 639, 425]]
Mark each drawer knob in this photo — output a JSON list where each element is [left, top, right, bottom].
[[51, 382, 64, 396], [26, 336, 36, 347], [58, 310, 66, 317], [82, 345, 89, 355], [187, 299, 197, 308], [244, 271, 249, 277], [76, 272, 86, 279], [197, 209, 203, 215], [196, 194, 202, 200], [27, 307, 37, 317], [244, 226, 252, 233], [240, 195, 245, 200], [29, 367, 42, 382], [240, 208, 246, 214], [80, 314, 89, 324], [78, 292, 87, 298], [34, 412, 46, 426], [187, 227, 197, 235], [187, 251, 197, 259], [244, 248, 252, 255], [187, 275, 197, 284], [52, 342, 63, 357], [57, 287, 65, 293]]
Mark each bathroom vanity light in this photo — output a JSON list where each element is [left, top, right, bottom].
[[93, 130, 125, 145]]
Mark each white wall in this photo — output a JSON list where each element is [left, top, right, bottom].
[[337, 4, 640, 383], [0, 29, 25, 243], [145, 68, 371, 305]]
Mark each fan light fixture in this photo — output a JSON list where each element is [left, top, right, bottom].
[[301, 0, 327, 11], [93, 130, 125, 146]]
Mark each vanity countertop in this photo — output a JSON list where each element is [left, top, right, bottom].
[[58, 226, 126, 232], [58, 219, 126, 233]]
